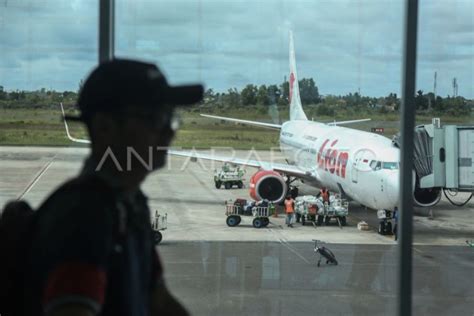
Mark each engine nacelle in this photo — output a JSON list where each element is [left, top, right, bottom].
[[414, 186, 442, 207], [249, 170, 287, 203]]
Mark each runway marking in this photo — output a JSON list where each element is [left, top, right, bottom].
[[17, 155, 56, 200], [267, 226, 311, 264]]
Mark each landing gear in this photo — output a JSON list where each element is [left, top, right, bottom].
[[290, 187, 299, 199], [378, 221, 386, 235], [377, 210, 393, 235]]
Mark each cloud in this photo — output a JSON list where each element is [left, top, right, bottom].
[[0, 0, 472, 98]]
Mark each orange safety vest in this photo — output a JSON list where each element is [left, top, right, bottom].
[[284, 199, 294, 214]]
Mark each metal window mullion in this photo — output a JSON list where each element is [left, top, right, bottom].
[[99, 0, 115, 63], [398, 1, 419, 316]]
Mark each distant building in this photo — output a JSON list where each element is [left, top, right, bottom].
[[0, 86, 4, 92]]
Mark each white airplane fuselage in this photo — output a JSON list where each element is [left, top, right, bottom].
[[279, 120, 401, 211]]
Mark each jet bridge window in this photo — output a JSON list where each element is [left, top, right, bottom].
[[370, 160, 382, 171], [382, 162, 399, 170]]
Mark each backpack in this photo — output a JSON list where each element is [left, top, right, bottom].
[[0, 200, 35, 316], [0, 176, 120, 316]]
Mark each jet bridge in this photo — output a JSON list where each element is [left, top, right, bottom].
[[393, 118, 474, 206]]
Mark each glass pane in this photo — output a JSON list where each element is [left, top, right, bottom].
[[116, 1, 410, 315], [412, 1, 474, 315], [0, 0, 97, 208]]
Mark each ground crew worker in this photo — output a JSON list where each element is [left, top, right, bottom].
[[284, 195, 295, 227], [319, 187, 330, 205], [23, 59, 203, 316], [393, 206, 399, 241]]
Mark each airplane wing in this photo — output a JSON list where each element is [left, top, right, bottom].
[[168, 149, 315, 179], [59, 104, 318, 181], [327, 118, 371, 126], [200, 114, 281, 130]]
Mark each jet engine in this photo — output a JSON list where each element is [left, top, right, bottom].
[[413, 176, 442, 207], [249, 170, 287, 203]]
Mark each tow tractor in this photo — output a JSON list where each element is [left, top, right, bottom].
[[295, 195, 349, 227], [214, 163, 245, 189], [151, 210, 167, 245], [225, 199, 274, 228]]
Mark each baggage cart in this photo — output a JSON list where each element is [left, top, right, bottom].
[[295, 195, 349, 227], [151, 210, 167, 245], [225, 199, 272, 228]]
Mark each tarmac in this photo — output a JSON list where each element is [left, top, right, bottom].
[[1, 146, 473, 315]]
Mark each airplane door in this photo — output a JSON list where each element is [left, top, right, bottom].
[[351, 149, 374, 184], [352, 158, 360, 183]]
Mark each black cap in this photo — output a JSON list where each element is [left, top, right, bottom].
[[69, 59, 203, 121]]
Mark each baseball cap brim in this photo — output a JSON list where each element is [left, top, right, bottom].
[[164, 84, 204, 106], [65, 84, 204, 122]]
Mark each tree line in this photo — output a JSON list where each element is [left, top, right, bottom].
[[0, 80, 472, 117]]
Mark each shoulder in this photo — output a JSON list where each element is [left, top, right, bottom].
[[35, 176, 117, 243], [40, 175, 116, 215]]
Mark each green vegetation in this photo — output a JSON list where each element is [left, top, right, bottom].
[[0, 83, 472, 148]]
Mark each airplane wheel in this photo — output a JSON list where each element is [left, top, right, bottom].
[[385, 221, 392, 235], [215, 181, 222, 189], [253, 217, 263, 228], [378, 221, 386, 235], [153, 231, 163, 245]]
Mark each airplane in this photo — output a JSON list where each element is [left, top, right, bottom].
[[60, 31, 442, 234]]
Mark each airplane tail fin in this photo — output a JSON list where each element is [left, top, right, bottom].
[[289, 31, 307, 121]]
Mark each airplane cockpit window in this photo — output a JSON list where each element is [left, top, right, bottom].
[[382, 162, 399, 170], [370, 160, 382, 171]]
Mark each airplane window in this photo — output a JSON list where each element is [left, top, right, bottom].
[[370, 160, 382, 171], [370, 160, 377, 170], [382, 162, 399, 170]]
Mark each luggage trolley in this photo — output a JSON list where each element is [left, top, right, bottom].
[[225, 200, 272, 228], [152, 210, 167, 245]]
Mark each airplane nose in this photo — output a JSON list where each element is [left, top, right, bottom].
[[386, 172, 400, 207]]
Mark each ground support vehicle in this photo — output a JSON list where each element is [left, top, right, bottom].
[[312, 239, 338, 267], [295, 195, 349, 227], [225, 200, 272, 228], [377, 210, 394, 235], [152, 210, 167, 245], [214, 164, 245, 189]]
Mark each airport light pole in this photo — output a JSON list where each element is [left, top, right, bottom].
[[398, 0, 418, 315], [99, 0, 115, 63]]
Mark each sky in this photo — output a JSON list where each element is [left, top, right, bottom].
[[0, 0, 473, 98]]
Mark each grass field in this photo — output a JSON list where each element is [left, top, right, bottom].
[[0, 107, 472, 149]]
